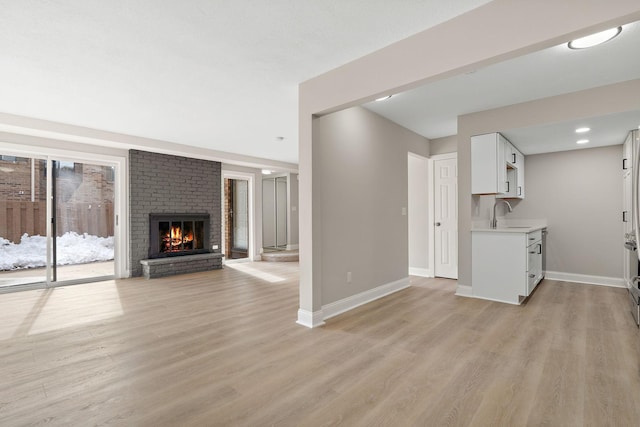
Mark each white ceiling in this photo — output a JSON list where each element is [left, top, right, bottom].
[[0, 0, 493, 164], [364, 21, 640, 154]]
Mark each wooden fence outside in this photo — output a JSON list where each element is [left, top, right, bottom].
[[0, 201, 114, 243]]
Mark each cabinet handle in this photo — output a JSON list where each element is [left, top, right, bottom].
[[537, 244, 542, 255], [529, 274, 535, 278], [518, 186, 522, 196], [623, 211, 628, 222], [512, 153, 516, 164], [506, 181, 510, 192], [623, 158, 628, 170]]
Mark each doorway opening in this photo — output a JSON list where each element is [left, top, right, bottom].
[[262, 176, 288, 252], [224, 178, 250, 260]]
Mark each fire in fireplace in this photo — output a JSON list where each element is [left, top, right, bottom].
[[149, 213, 210, 258]]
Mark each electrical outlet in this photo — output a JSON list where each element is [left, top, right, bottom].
[[212, 244, 219, 250], [401, 207, 407, 216], [347, 272, 352, 283]]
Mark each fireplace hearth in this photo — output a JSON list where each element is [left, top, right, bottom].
[[149, 213, 210, 258]]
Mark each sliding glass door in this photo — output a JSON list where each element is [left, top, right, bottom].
[[0, 154, 117, 290], [53, 160, 115, 282], [0, 155, 47, 288]]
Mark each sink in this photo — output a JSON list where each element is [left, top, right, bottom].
[[504, 226, 531, 229]]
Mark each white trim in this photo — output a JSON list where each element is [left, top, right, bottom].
[[286, 244, 299, 250], [545, 271, 625, 288], [296, 309, 325, 328], [322, 277, 410, 320], [429, 152, 458, 280], [409, 267, 433, 278], [455, 284, 473, 297]]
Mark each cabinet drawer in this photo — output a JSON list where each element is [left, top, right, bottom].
[[527, 230, 542, 243]]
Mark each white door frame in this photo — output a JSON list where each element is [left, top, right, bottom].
[[428, 152, 458, 279], [0, 140, 129, 282], [221, 170, 256, 262]]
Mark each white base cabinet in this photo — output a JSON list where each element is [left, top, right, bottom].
[[472, 229, 544, 305]]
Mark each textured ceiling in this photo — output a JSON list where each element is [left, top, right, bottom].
[[0, 0, 492, 164]]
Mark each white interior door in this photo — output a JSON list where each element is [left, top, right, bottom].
[[434, 156, 458, 279]]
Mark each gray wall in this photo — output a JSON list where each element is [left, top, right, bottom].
[[315, 106, 428, 305], [129, 150, 221, 277], [430, 135, 457, 155], [506, 145, 623, 277]]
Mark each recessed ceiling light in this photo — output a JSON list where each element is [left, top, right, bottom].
[[262, 169, 272, 175], [576, 139, 589, 144], [375, 95, 392, 102], [575, 127, 590, 133], [568, 27, 622, 49]]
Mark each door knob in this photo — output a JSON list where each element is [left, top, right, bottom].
[[435, 222, 441, 226]]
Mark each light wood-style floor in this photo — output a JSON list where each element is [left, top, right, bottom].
[[1, 262, 639, 426]]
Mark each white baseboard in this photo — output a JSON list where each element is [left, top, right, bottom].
[[296, 309, 325, 328], [409, 267, 433, 278], [545, 271, 625, 288], [322, 277, 410, 321], [455, 284, 473, 298], [286, 244, 299, 250]]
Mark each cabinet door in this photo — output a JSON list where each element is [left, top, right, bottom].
[[497, 135, 507, 192], [623, 172, 632, 233], [505, 141, 517, 166], [515, 151, 525, 198], [623, 132, 632, 173], [497, 167, 517, 199], [472, 133, 506, 195], [527, 241, 542, 295]]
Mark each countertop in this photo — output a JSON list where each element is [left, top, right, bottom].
[[471, 219, 547, 233]]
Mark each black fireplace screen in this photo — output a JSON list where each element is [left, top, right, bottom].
[[149, 213, 210, 258]]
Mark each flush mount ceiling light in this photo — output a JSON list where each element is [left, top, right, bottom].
[[568, 27, 622, 49], [375, 95, 392, 102], [262, 169, 272, 175], [575, 127, 590, 133], [576, 139, 590, 144]]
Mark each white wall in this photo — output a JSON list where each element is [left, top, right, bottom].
[[507, 145, 623, 278], [408, 154, 430, 276], [314, 106, 428, 305]]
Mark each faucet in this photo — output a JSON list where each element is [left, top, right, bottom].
[[491, 200, 513, 229]]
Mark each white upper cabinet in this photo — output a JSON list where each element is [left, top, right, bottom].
[[515, 151, 525, 198], [472, 132, 525, 199], [623, 131, 633, 175]]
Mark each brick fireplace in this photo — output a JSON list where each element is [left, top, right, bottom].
[[129, 150, 222, 278]]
